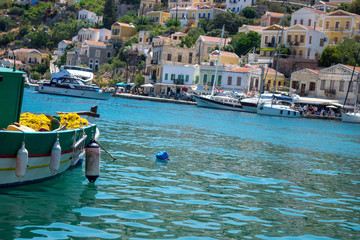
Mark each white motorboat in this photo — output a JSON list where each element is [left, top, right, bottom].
[[37, 75, 111, 100], [193, 94, 244, 111], [241, 93, 298, 113], [257, 101, 302, 118], [342, 112, 360, 123]]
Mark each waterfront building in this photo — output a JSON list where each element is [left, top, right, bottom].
[[226, 0, 255, 13], [147, 11, 170, 25], [319, 10, 360, 45], [168, 0, 208, 9], [198, 64, 226, 91], [260, 25, 287, 57], [146, 44, 196, 83], [66, 41, 115, 71], [211, 0, 226, 9], [54, 40, 72, 56], [209, 50, 240, 66], [238, 25, 265, 35], [290, 68, 320, 96], [313, 1, 339, 13], [251, 67, 287, 91], [290, 64, 360, 104], [78, 9, 103, 25], [290, 7, 326, 30], [261, 11, 284, 27], [223, 67, 252, 92], [7, 49, 44, 68], [285, 24, 327, 60], [72, 28, 111, 50], [0, 58, 26, 71], [195, 35, 231, 64], [110, 22, 137, 41]]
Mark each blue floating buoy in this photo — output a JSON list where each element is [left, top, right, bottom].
[[156, 151, 170, 161]]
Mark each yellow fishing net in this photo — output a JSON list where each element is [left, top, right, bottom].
[[19, 112, 88, 131], [20, 113, 51, 131]]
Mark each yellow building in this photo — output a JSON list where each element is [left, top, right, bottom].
[[319, 10, 360, 45], [252, 67, 287, 91], [147, 11, 170, 25], [168, 0, 207, 8], [260, 25, 287, 57], [209, 50, 239, 66], [111, 22, 137, 41], [7, 48, 43, 68], [195, 35, 231, 64], [211, 0, 226, 9]]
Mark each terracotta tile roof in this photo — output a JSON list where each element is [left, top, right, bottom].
[[2, 58, 24, 65], [14, 48, 39, 53], [211, 50, 239, 58], [342, 64, 360, 73], [248, 25, 266, 30], [112, 22, 134, 28], [267, 12, 284, 17], [306, 68, 319, 74], [84, 40, 106, 47], [81, 28, 100, 32], [63, 40, 72, 44], [229, 67, 253, 73], [327, 10, 359, 17], [307, 7, 327, 15], [201, 36, 231, 44]]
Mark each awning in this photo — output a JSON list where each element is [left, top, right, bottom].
[[155, 83, 197, 88], [116, 82, 127, 86], [140, 83, 154, 88]]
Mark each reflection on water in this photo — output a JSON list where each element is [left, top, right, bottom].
[[0, 89, 359, 239]]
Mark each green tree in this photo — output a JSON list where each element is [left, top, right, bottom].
[[165, 18, 181, 28], [30, 71, 41, 80], [0, 16, 16, 31], [348, 0, 360, 15], [103, 0, 117, 29], [134, 73, 145, 88], [335, 3, 350, 12], [224, 31, 261, 57], [179, 27, 205, 48], [118, 15, 134, 24], [135, 15, 150, 31], [27, 29, 48, 49], [319, 46, 340, 67], [336, 39, 360, 66], [279, 44, 291, 58], [0, 0, 12, 9], [242, 7, 256, 19], [206, 11, 245, 35], [207, 29, 229, 38]]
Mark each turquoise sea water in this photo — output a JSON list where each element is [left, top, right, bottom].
[[1, 88, 360, 239]]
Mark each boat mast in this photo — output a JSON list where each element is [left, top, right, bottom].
[[247, 47, 255, 93], [343, 53, 358, 107], [355, 70, 359, 113], [271, 0, 289, 107], [211, 25, 225, 98]]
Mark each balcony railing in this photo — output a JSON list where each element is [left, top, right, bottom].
[[151, 59, 158, 64], [325, 27, 350, 33], [289, 41, 299, 46], [267, 43, 277, 47], [173, 79, 184, 85]]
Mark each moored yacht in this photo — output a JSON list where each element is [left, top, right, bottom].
[[37, 75, 111, 100]]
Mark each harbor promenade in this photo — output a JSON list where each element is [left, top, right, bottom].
[[113, 93, 197, 105]]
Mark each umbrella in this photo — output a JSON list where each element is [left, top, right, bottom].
[[140, 83, 154, 88], [116, 82, 127, 86], [326, 105, 338, 109]]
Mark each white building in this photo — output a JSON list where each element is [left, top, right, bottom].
[[54, 40, 72, 56], [222, 67, 252, 91], [226, 0, 255, 13], [290, 7, 326, 30], [78, 9, 103, 25], [161, 64, 197, 85], [285, 24, 328, 60]]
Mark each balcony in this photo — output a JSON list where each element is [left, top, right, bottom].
[[326, 27, 349, 33], [151, 59, 158, 64], [267, 43, 277, 47], [354, 30, 360, 35], [173, 79, 184, 85], [289, 41, 299, 46]]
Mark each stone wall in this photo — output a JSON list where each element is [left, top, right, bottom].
[[273, 57, 318, 78]]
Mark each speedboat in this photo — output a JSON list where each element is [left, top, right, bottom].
[[37, 75, 112, 100], [241, 93, 299, 113]]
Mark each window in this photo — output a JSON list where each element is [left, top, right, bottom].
[[185, 75, 189, 82], [189, 52, 192, 64], [218, 75, 222, 85], [345, 21, 350, 30], [320, 80, 326, 90], [139, 38, 142, 43], [339, 80, 344, 92], [299, 50, 303, 56], [207, 47, 212, 53], [171, 74, 175, 80], [265, 36, 268, 44], [199, 12, 201, 18], [227, 76, 232, 85], [294, 19, 297, 25], [95, 50, 100, 57], [335, 21, 340, 30], [308, 19, 311, 26], [307, 50, 310, 58], [237, 77, 241, 86], [325, 21, 330, 30], [309, 82, 316, 91], [203, 13, 205, 18], [309, 36, 312, 44], [300, 19, 303, 25], [203, 74, 207, 84], [165, 73, 168, 80], [208, 13, 210, 18], [287, 35, 291, 43], [89, 59, 93, 69], [334, 37, 338, 44], [107, 51, 111, 58], [300, 35, 304, 43], [167, 53, 172, 61], [211, 75, 215, 85], [320, 38, 324, 47], [178, 54, 182, 62]]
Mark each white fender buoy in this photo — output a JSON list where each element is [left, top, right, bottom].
[[85, 140, 100, 183], [16, 142, 28, 181], [50, 136, 61, 175]]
